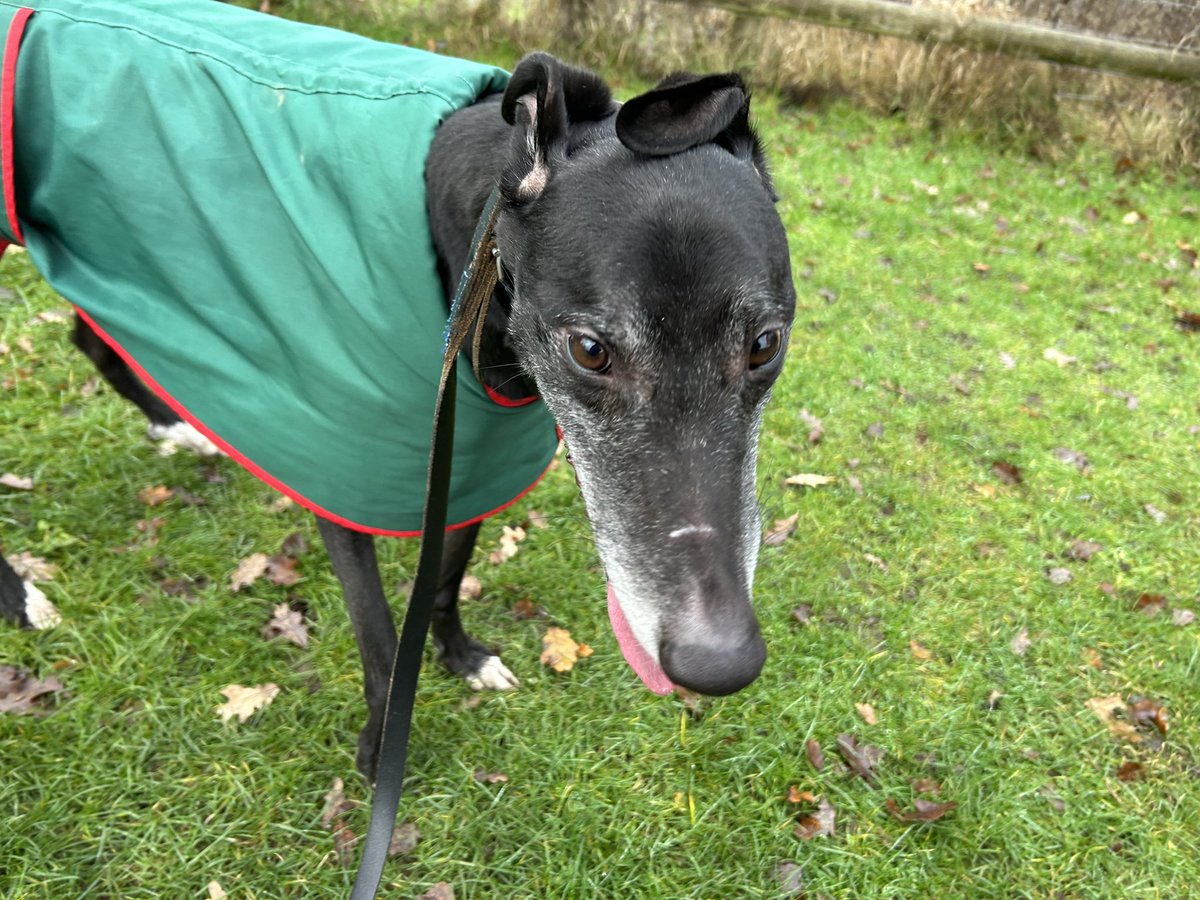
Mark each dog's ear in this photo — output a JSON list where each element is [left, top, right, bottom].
[[500, 52, 613, 201], [616, 72, 774, 196]]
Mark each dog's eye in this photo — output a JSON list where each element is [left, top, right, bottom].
[[748, 329, 783, 370], [567, 334, 611, 373]]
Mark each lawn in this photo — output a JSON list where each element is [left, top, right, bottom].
[[2, 5, 1199, 899]]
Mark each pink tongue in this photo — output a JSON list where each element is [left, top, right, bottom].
[[607, 583, 675, 695]]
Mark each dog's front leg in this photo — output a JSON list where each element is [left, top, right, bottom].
[[431, 523, 519, 691], [316, 516, 397, 781]]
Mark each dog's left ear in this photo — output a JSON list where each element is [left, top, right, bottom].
[[616, 72, 775, 197], [500, 52, 613, 201]]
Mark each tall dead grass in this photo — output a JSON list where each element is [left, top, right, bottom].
[[405, 0, 1200, 168]]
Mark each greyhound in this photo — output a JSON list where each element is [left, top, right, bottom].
[[1, 43, 795, 779]]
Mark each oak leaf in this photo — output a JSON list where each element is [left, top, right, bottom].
[[216, 683, 280, 723], [539, 627, 592, 673]]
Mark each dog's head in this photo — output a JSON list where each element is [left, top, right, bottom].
[[495, 53, 795, 696]]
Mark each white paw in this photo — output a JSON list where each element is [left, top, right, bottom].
[[23, 582, 61, 630], [466, 655, 519, 692], [147, 421, 223, 457]]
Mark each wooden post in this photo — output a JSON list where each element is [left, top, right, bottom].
[[663, 0, 1200, 83]]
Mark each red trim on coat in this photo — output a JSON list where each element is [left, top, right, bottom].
[[1, 7, 31, 248], [72, 305, 553, 537], [484, 382, 538, 408]]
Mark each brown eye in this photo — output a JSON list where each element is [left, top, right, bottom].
[[568, 334, 611, 373], [748, 329, 783, 369]]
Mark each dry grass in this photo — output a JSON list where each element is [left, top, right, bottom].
[[412, 0, 1200, 169]]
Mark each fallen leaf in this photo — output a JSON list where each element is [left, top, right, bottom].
[[1134, 594, 1166, 617], [207, 882, 228, 900], [1067, 540, 1103, 562], [458, 574, 483, 600], [764, 513, 799, 547], [526, 509, 549, 529], [799, 408, 824, 444], [885, 797, 957, 822], [512, 598, 547, 620], [0, 665, 65, 715], [489, 525, 527, 565], [1086, 695, 1140, 743], [319, 777, 356, 829], [4, 552, 57, 582], [856, 702, 879, 725], [773, 860, 806, 897], [1116, 761, 1145, 782], [992, 460, 1022, 485], [863, 552, 888, 572], [280, 531, 309, 557], [805, 739, 825, 771], [389, 822, 420, 857], [137, 484, 174, 506], [417, 884, 455, 900], [1047, 567, 1073, 585], [1043, 347, 1078, 367], [473, 768, 509, 784], [785, 473, 836, 488], [909, 640, 933, 660], [1127, 697, 1168, 737], [1010, 627, 1032, 656], [911, 778, 942, 794], [262, 603, 309, 648], [836, 733, 883, 786], [268, 494, 295, 513], [1172, 608, 1196, 627], [999, 351, 1016, 369], [539, 627, 592, 673], [1054, 447, 1092, 474], [792, 605, 813, 625], [265, 553, 301, 586], [794, 796, 837, 839], [787, 785, 814, 804], [215, 683, 280, 723], [332, 821, 357, 865], [973, 483, 997, 499], [230, 553, 270, 592], [0, 472, 33, 490], [1143, 503, 1167, 524]]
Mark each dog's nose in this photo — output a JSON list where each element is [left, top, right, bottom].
[[659, 622, 766, 696]]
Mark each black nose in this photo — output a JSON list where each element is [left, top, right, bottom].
[[659, 623, 766, 696]]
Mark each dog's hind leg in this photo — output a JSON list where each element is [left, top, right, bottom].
[[431, 523, 519, 692], [71, 315, 221, 456], [316, 516, 398, 780], [0, 554, 60, 629]]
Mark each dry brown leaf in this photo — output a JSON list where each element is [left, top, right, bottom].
[[799, 408, 824, 444], [137, 484, 174, 506], [0, 472, 33, 491], [1085, 695, 1140, 743], [0, 665, 65, 715], [1010, 627, 1032, 656], [473, 768, 509, 784], [539, 627, 591, 673], [230, 553, 269, 592], [319, 777, 356, 829], [1116, 761, 1145, 782], [794, 796, 836, 840], [885, 797, 957, 822], [265, 554, 301, 586], [1128, 697, 1168, 737], [909, 640, 933, 661], [784, 473, 836, 488], [417, 883, 455, 900], [389, 822, 421, 857], [1134, 594, 1166, 617], [262, 603, 309, 648], [856, 702, 879, 725], [207, 882, 228, 900], [1043, 347, 1077, 367], [992, 460, 1022, 485], [836, 733, 883, 786], [489, 525, 527, 565], [1172, 608, 1196, 627], [1067, 540, 1103, 561], [805, 738, 825, 771], [216, 683, 280, 723], [764, 513, 799, 547], [1047, 567, 1073, 585]]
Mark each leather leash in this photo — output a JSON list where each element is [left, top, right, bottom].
[[349, 187, 503, 900]]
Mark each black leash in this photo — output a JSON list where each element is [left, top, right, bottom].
[[349, 187, 503, 900]]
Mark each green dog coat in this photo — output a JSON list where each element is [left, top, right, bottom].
[[0, 0, 558, 535]]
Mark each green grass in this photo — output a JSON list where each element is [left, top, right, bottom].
[[3, 10, 1200, 900]]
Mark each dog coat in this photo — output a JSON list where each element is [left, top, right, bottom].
[[0, 0, 558, 535]]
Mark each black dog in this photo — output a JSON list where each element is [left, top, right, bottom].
[[1, 49, 794, 779]]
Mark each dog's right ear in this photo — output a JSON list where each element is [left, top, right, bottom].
[[500, 52, 613, 201]]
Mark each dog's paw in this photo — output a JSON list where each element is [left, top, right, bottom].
[[21, 582, 61, 630], [465, 655, 520, 692], [147, 421, 223, 457]]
